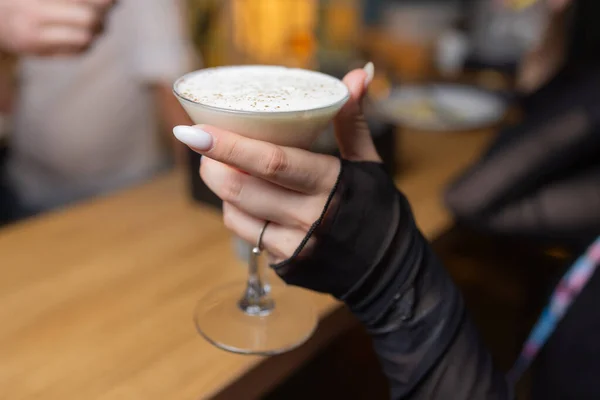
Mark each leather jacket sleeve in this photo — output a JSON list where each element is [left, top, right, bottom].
[[272, 161, 512, 400]]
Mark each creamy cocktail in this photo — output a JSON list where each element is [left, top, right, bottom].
[[173, 65, 350, 149]]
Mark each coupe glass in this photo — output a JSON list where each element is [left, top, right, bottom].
[[173, 65, 349, 355]]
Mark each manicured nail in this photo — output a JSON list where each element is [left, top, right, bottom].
[[173, 125, 213, 151], [363, 62, 374, 89]]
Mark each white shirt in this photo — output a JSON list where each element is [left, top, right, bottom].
[[8, 0, 195, 211]]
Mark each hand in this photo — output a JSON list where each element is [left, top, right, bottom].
[[0, 0, 116, 56], [173, 63, 380, 263]]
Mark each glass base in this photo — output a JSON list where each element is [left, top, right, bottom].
[[194, 281, 317, 355]]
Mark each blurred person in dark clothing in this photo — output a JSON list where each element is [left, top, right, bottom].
[[0, 0, 196, 224], [446, 0, 600, 246], [445, 0, 600, 398]]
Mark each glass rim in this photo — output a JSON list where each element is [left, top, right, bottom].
[[172, 65, 351, 117]]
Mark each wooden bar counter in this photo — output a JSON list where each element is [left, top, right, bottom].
[[0, 129, 494, 399]]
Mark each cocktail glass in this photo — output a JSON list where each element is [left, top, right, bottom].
[[173, 65, 349, 355]]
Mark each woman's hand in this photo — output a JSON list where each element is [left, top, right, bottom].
[[173, 63, 379, 263], [0, 0, 116, 56]]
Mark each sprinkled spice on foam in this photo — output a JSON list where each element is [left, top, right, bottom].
[[176, 66, 348, 113]]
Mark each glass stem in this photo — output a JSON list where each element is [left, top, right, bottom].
[[238, 245, 275, 316]]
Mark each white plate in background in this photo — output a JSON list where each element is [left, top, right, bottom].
[[373, 84, 508, 132]]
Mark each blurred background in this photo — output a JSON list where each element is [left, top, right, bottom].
[[0, 0, 561, 214]]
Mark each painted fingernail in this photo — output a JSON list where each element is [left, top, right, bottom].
[[173, 125, 213, 151], [363, 62, 374, 89]]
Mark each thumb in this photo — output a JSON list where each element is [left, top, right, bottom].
[[333, 62, 381, 162]]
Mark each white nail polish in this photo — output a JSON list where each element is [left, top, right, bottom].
[[363, 62, 374, 88], [173, 125, 213, 151]]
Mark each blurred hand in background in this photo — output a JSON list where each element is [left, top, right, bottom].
[[0, 0, 116, 56]]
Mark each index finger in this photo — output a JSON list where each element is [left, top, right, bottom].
[[173, 124, 340, 194]]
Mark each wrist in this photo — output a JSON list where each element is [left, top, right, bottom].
[[272, 160, 402, 308]]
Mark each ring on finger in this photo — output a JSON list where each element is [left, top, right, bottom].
[[253, 221, 270, 256]]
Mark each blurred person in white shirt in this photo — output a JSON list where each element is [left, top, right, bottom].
[[1, 0, 196, 218]]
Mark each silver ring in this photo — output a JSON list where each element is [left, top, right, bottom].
[[253, 221, 270, 255]]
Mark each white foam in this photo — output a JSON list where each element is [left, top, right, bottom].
[[176, 65, 349, 113]]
